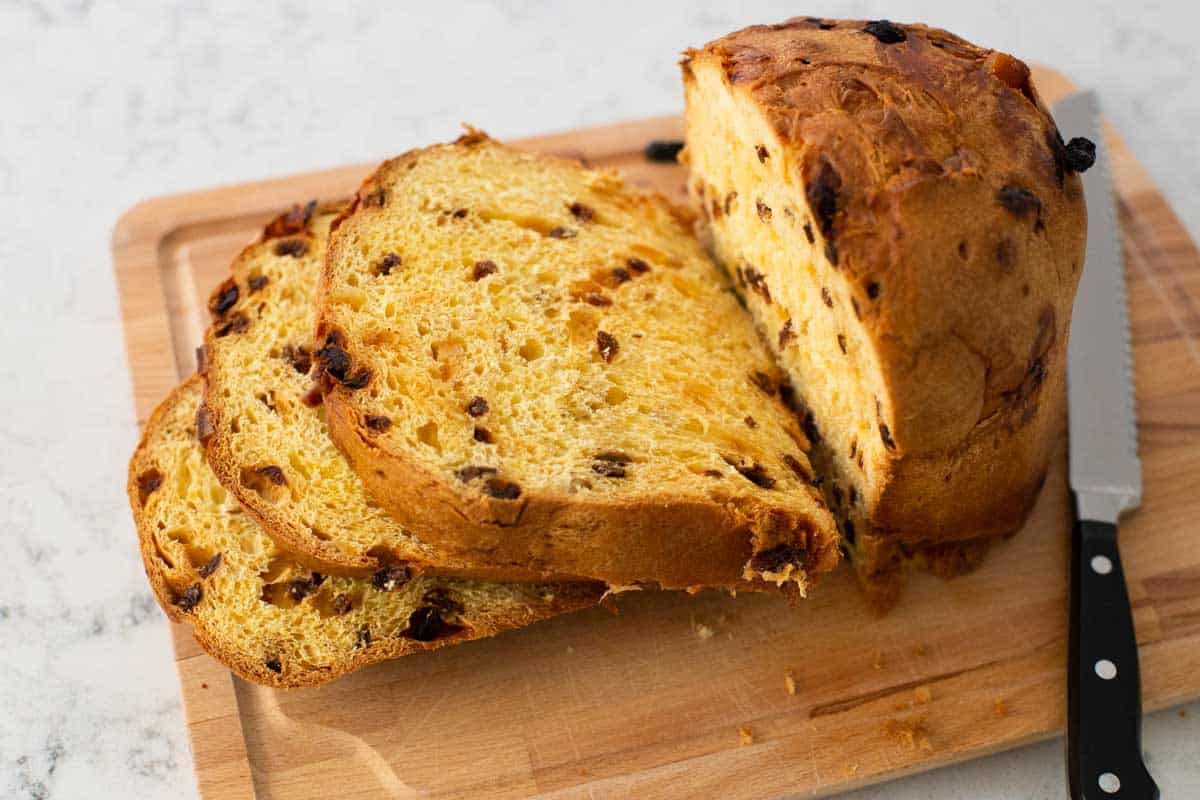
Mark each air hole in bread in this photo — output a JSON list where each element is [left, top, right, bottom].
[[416, 421, 441, 453]]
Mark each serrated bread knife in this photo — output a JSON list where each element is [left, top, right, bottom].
[[1057, 90, 1158, 800]]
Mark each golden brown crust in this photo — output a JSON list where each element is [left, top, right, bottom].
[[128, 378, 604, 688], [326, 392, 838, 590], [683, 19, 1085, 546], [318, 135, 841, 592]]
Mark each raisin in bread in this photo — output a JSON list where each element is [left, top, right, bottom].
[[682, 19, 1088, 603], [316, 131, 840, 592], [201, 202, 562, 581], [128, 377, 603, 688]]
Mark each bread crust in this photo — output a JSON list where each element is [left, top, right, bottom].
[[128, 378, 603, 688], [326, 392, 838, 590], [683, 19, 1085, 547], [318, 135, 841, 592]]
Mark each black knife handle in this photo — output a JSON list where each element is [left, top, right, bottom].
[[1068, 517, 1158, 799]]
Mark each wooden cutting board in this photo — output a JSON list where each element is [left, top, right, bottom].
[[112, 67, 1200, 799]]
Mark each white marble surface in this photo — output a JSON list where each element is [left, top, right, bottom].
[[2, 1, 1198, 797]]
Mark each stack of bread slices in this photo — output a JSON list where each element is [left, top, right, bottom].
[[127, 17, 1093, 687]]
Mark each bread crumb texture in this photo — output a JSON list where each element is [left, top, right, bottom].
[[127, 379, 601, 687], [319, 132, 839, 588]]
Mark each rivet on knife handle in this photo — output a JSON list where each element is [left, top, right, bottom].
[[1068, 517, 1158, 799]]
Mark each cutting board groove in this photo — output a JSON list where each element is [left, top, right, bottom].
[[112, 67, 1200, 799]]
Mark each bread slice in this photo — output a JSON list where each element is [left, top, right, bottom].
[[128, 377, 603, 688], [681, 19, 1086, 603], [317, 132, 839, 592], [201, 202, 563, 581]]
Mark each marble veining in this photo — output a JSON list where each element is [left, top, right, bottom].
[[2, 1, 1198, 798]]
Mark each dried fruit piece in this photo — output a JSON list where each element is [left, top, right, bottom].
[[372, 565, 412, 592], [198, 552, 223, 578], [273, 239, 308, 258], [779, 319, 795, 348], [376, 253, 402, 275], [466, 396, 489, 417], [256, 465, 286, 486], [548, 226, 577, 239], [569, 202, 595, 221], [626, 257, 651, 274], [176, 583, 202, 612], [1062, 137, 1096, 173], [455, 465, 497, 483], [472, 260, 498, 281], [264, 200, 316, 237], [473, 426, 494, 444], [355, 625, 372, 648], [724, 456, 775, 489], [592, 460, 627, 478], [863, 20, 906, 44], [997, 186, 1041, 219], [749, 543, 806, 573], [215, 313, 250, 337], [756, 199, 773, 221], [484, 478, 521, 499], [210, 279, 239, 317], [136, 469, 163, 505], [421, 587, 465, 614], [365, 414, 392, 432], [880, 423, 897, 450], [332, 594, 353, 615], [196, 403, 215, 443], [596, 330, 619, 362], [755, 145, 769, 163], [265, 658, 283, 674], [402, 605, 464, 641], [281, 344, 311, 374], [248, 274, 269, 292], [584, 292, 612, 307]]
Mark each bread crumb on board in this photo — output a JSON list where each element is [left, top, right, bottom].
[[1179, 708, 1189, 719], [913, 686, 932, 705], [884, 715, 932, 752], [912, 642, 929, 657], [872, 650, 885, 670], [994, 698, 1009, 717], [784, 670, 797, 696], [738, 726, 755, 746], [841, 763, 860, 779]]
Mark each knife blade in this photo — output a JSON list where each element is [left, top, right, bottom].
[[1056, 89, 1158, 800]]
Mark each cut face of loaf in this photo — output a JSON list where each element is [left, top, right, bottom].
[[201, 202, 561, 582], [317, 131, 840, 592], [682, 19, 1086, 594], [128, 378, 603, 688]]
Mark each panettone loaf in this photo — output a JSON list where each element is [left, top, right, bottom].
[[317, 132, 840, 592], [201, 202, 563, 582], [682, 18, 1089, 601], [128, 377, 603, 688]]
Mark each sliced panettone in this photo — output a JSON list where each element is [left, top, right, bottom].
[[128, 377, 603, 688], [201, 202, 564, 581], [316, 131, 840, 592], [682, 18, 1089, 603]]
